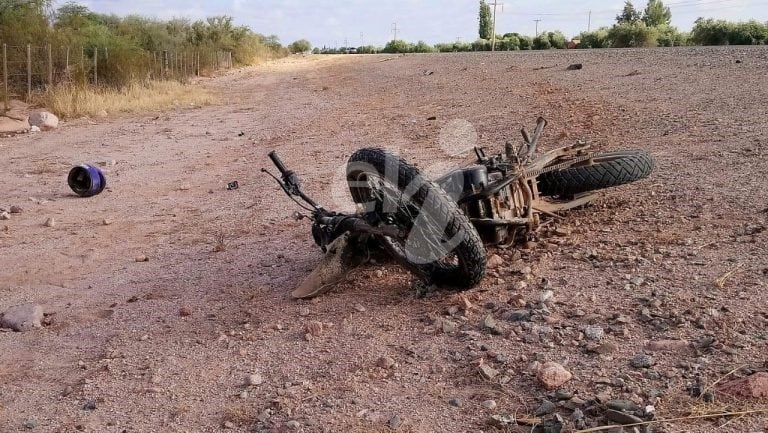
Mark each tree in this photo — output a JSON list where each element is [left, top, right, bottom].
[[616, 1, 641, 24], [643, 0, 671, 27], [478, 1, 492, 40], [532, 34, 551, 49], [288, 39, 311, 53]]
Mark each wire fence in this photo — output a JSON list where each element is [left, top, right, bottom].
[[1, 43, 233, 112]]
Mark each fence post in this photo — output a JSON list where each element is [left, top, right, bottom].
[[65, 47, 70, 73], [196, 51, 200, 77], [47, 44, 53, 88], [26, 44, 32, 102], [2, 44, 8, 112], [93, 48, 98, 86]]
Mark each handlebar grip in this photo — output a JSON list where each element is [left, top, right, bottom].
[[268, 151, 288, 175]]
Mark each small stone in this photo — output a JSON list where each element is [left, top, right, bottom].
[[299, 307, 310, 317], [0, 212, 9, 220], [441, 319, 458, 333], [607, 400, 641, 412], [23, 418, 37, 429], [239, 390, 249, 399], [387, 415, 402, 429], [448, 398, 463, 407], [286, 420, 301, 430], [487, 254, 504, 268], [646, 339, 691, 353], [482, 399, 497, 410], [29, 111, 59, 130], [479, 364, 499, 380], [0, 303, 44, 332], [82, 400, 97, 411], [718, 372, 768, 399], [223, 420, 235, 429], [483, 314, 497, 330], [306, 321, 323, 337], [30, 125, 41, 133], [503, 310, 531, 322], [44, 217, 55, 227], [140, 334, 149, 341], [102, 219, 112, 226], [489, 414, 516, 427], [135, 255, 149, 262], [353, 304, 367, 312], [537, 362, 573, 390], [535, 400, 557, 416], [605, 409, 643, 425], [376, 356, 396, 369], [540, 290, 555, 303], [179, 306, 192, 317], [584, 326, 604, 341], [245, 373, 264, 386], [374, 269, 384, 278], [630, 354, 655, 369], [554, 389, 573, 400], [8, 206, 21, 214]]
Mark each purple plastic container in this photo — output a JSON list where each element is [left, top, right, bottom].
[[68, 164, 107, 197]]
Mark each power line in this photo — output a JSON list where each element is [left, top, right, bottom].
[[392, 22, 398, 41], [534, 19, 541, 36], [505, 0, 751, 17]]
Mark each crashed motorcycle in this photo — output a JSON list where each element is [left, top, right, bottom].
[[263, 118, 654, 298]]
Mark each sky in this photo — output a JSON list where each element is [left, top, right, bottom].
[[71, 0, 768, 47]]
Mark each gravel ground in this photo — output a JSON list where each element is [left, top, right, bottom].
[[1, 47, 767, 433]]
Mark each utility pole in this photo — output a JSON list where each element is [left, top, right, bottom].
[[534, 19, 542, 37], [360, 32, 364, 47], [392, 22, 398, 41], [488, 1, 504, 51], [588, 11, 592, 32]]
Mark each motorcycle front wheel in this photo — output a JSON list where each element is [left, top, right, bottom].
[[346, 148, 486, 289]]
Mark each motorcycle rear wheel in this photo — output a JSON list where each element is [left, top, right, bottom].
[[537, 150, 654, 196], [346, 148, 486, 289]]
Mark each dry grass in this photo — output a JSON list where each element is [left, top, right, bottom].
[[38, 81, 217, 119]]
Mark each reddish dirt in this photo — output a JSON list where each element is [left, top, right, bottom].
[[1, 48, 767, 433]]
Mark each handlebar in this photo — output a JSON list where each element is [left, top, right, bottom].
[[268, 151, 289, 176]]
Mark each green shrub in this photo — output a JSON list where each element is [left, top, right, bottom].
[[288, 39, 311, 53], [519, 35, 533, 50], [472, 39, 491, 51], [608, 21, 659, 47], [501, 35, 520, 50], [547, 31, 567, 49], [532, 34, 552, 50], [383, 39, 413, 53], [578, 28, 610, 48], [413, 40, 436, 53]]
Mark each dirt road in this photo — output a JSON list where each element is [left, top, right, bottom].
[[1, 48, 767, 433]]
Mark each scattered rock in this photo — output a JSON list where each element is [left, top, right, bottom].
[[483, 314, 498, 330], [0, 212, 9, 220], [28, 111, 59, 131], [537, 362, 573, 389], [82, 400, 97, 411], [448, 398, 463, 407], [387, 415, 402, 429], [178, 306, 192, 317], [29, 125, 41, 133], [479, 364, 500, 380], [0, 303, 44, 332], [534, 400, 557, 416], [102, 219, 112, 226], [584, 325, 604, 341], [646, 339, 691, 353], [607, 400, 641, 412], [566, 63, 583, 70], [540, 290, 555, 304], [503, 310, 531, 322], [605, 409, 643, 425], [135, 255, 149, 262], [0, 116, 30, 133], [482, 399, 497, 410], [374, 269, 384, 278], [630, 354, 655, 369], [488, 414, 516, 427], [588, 342, 618, 354], [9, 205, 22, 214], [223, 420, 235, 429], [718, 372, 768, 399], [441, 319, 458, 333], [306, 321, 323, 337], [353, 303, 366, 312], [245, 373, 264, 386], [22, 418, 37, 429], [96, 110, 108, 118], [44, 217, 55, 227], [487, 254, 504, 268], [286, 420, 301, 430], [376, 356, 396, 369]]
